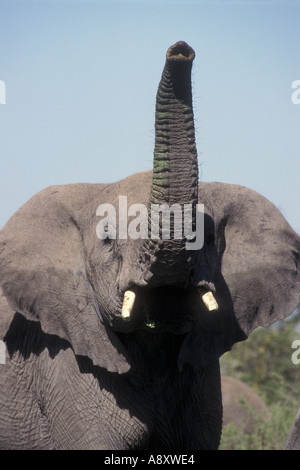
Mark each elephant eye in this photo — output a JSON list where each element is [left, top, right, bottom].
[[102, 223, 117, 243]]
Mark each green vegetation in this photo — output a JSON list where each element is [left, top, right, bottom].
[[220, 310, 300, 450]]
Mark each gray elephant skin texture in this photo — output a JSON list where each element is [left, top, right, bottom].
[[0, 41, 300, 450]]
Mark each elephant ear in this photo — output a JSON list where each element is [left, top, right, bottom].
[[0, 184, 131, 374], [179, 182, 300, 371]]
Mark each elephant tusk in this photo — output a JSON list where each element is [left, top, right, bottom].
[[201, 291, 219, 312], [121, 290, 136, 321]]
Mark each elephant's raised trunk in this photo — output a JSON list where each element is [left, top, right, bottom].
[[122, 42, 218, 325], [150, 41, 198, 207], [147, 41, 199, 284]]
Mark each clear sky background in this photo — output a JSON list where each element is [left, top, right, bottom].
[[0, 0, 299, 235]]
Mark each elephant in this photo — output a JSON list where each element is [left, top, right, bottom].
[[286, 409, 300, 449], [221, 375, 270, 435], [0, 41, 300, 450]]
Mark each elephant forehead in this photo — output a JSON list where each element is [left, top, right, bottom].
[[104, 171, 152, 207]]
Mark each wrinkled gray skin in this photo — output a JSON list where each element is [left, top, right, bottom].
[[0, 42, 300, 450]]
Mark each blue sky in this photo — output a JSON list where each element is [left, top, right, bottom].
[[0, 0, 300, 235]]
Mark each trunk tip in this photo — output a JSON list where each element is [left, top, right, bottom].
[[167, 41, 195, 63]]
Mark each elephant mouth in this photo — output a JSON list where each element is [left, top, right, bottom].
[[118, 284, 218, 334]]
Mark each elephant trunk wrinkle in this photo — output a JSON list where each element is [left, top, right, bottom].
[[145, 41, 199, 283], [149, 41, 198, 207]]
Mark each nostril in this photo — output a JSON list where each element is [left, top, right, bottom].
[[166, 41, 195, 62]]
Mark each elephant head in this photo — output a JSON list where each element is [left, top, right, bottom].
[[0, 41, 300, 377]]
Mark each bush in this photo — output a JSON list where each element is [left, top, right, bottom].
[[220, 312, 300, 450], [220, 400, 298, 450]]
